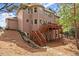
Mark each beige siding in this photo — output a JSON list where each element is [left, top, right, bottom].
[[7, 19, 18, 30], [6, 4, 59, 33], [17, 9, 24, 32]]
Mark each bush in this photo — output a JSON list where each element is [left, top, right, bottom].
[[63, 28, 75, 38]]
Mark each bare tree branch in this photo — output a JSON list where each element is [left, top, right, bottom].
[[0, 3, 8, 10]]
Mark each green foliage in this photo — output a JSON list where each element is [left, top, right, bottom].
[[63, 28, 75, 37], [69, 28, 75, 37], [58, 4, 79, 32]]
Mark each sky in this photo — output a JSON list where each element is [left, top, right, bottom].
[[43, 3, 59, 11], [0, 3, 59, 28], [0, 12, 16, 28]]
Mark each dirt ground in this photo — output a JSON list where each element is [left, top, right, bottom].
[[0, 30, 79, 56]]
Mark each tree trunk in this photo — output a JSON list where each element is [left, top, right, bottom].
[[73, 3, 79, 49]]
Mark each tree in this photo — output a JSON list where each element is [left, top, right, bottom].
[[0, 3, 19, 12], [73, 4, 79, 49], [58, 3, 79, 49]]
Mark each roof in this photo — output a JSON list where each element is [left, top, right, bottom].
[[54, 14, 60, 18], [17, 3, 44, 14], [44, 8, 54, 14], [6, 17, 18, 21], [17, 3, 60, 18]]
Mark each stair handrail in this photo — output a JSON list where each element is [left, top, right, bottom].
[[23, 32, 41, 48]]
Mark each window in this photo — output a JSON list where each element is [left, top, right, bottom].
[[28, 8, 30, 13], [26, 8, 33, 14], [31, 9, 33, 13], [43, 20, 46, 24], [34, 19, 37, 24], [49, 28, 52, 31], [45, 20, 47, 24], [40, 19, 42, 24], [34, 7, 37, 12], [26, 8, 28, 13], [26, 19, 29, 22]]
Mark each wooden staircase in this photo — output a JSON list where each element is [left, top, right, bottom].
[[30, 31, 47, 46], [19, 31, 41, 48]]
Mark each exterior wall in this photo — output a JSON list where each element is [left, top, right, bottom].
[[23, 10, 32, 33], [32, 7, 39, 31], [37, 7, 45, 25], [21, 6, 59, 32], [6, 19, 18, 30], [6, 4, 60, 37], [37, 7, 55, 28], [17, 9, 24, 32]]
